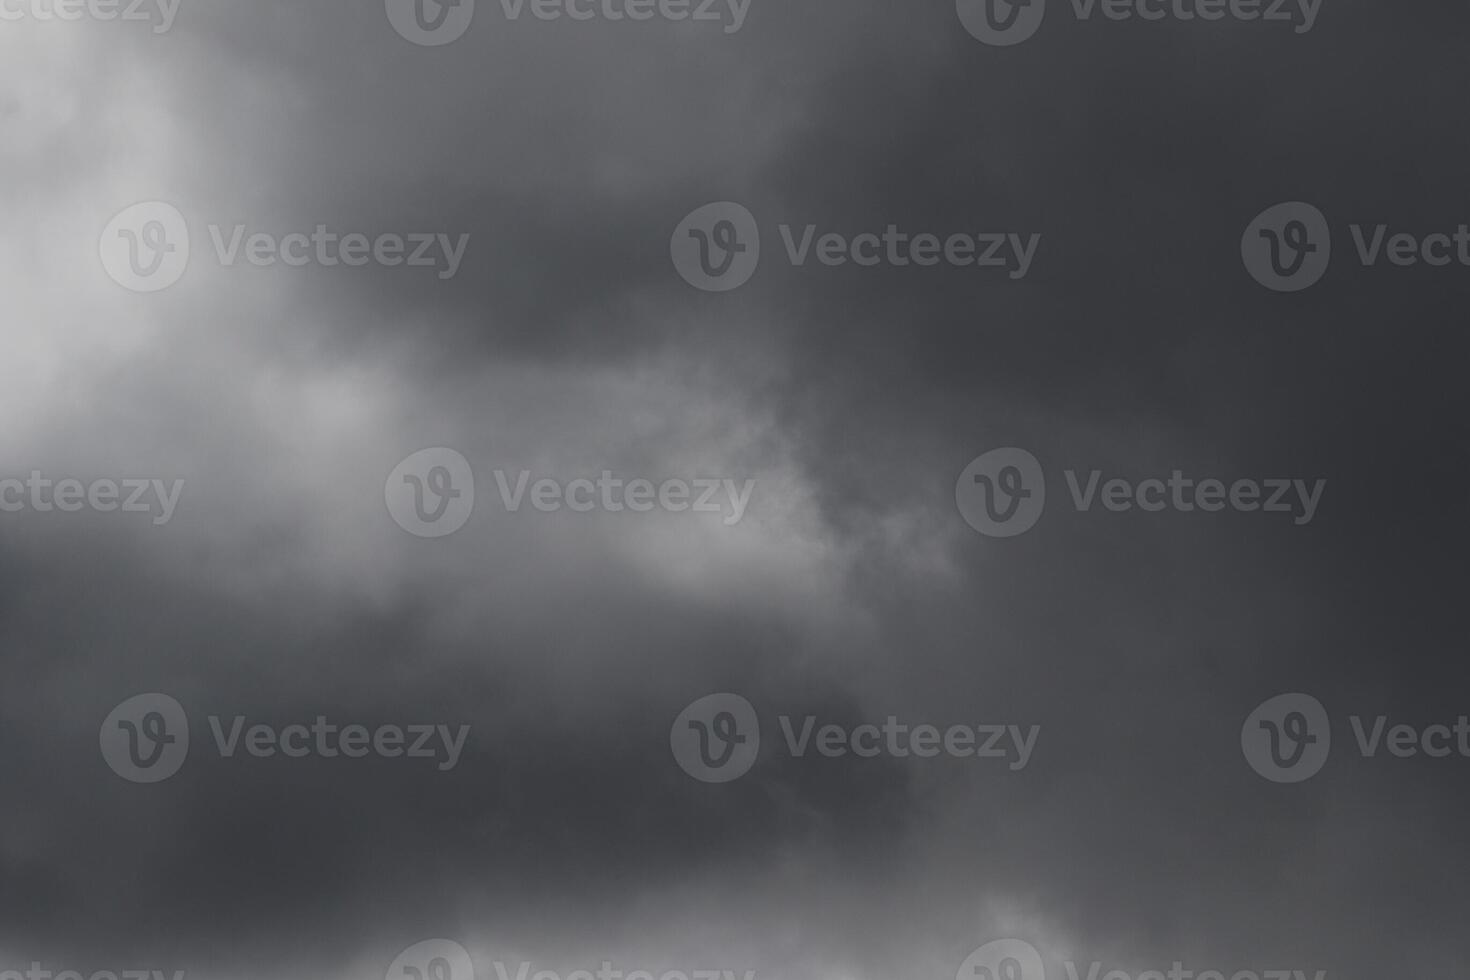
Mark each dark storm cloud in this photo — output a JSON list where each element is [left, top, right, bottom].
[[0, 529, 917, 962], [3, 2, 1469, 980]]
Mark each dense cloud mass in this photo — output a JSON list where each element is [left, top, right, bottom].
[[2, 3, 1468, 980]]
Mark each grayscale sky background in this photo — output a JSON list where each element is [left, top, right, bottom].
[[2, 2, 1468, 980]]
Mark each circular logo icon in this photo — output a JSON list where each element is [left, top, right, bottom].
[[956, 448, 1046, 538], [957, 0, 1046, 46], [1241, 692, 1331, 783], [386, 0, 475, 46], [671, 693, 760, 783], [958, 939, 1046, 980], [385, 448, 476, 538], [386, 940, 475, 980], [671, 202, 761, 292], [100, 693, 190, 783], [1242, 202, 1331, 292], [100, 201, 190, 293]]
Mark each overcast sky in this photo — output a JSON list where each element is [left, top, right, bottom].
[[2, 2, 1468, 980]]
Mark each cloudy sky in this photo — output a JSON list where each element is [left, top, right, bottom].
[[2, 2, 1468, 980]]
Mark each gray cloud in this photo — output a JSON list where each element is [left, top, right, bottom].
[[2, 3, 1469, 980]]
